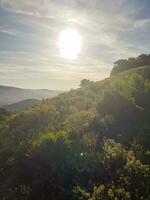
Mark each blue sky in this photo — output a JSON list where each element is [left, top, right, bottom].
[[0, 0, 150, 90]]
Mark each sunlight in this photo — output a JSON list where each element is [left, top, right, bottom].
[[58, 29, 82, 59]]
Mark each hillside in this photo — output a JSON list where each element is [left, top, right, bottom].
[[0, 85, 62, 106], [0, 108, 10, 122], [4, 99, 41, 112], [111, 54, 150, 75], [0, 66, 150, 200]]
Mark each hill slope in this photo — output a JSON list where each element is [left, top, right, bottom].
[[111, 54, 150, 75], [0, 67, 149, 200], [0, 85, 62, 106], [4, 99, 41, 112]]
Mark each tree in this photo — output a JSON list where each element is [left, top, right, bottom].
[[111, 54, 150, 75], [80, 79, 93, 87]]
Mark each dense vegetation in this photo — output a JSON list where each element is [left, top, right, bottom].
[[0, 61, 150, 199], [111, 54, 150, 75]]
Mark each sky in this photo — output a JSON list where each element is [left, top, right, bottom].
[[0, 0, 150, 90]]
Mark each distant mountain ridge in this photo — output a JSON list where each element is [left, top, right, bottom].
[[4, 99, 41, 112], [0, 85, 62, 106]]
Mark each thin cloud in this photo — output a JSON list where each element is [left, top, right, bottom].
[[0, 26, 17, 36], [0, 0, 149, 89]]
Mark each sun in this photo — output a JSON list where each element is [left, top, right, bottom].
[[58, 29, 82, 59]]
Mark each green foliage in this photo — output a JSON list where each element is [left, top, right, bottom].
[[80, 79, 94, 87], [73, 186, 90, 200], [111, 54, 150, 75], [0, 65, 150, 199], [0, 108, 10, 122], [74, 139, 150, 200]]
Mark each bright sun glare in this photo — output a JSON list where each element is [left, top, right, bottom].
[[58, 29, 82, 59]]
